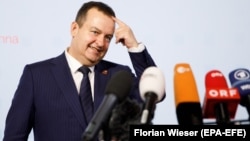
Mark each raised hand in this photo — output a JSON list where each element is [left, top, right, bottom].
[[112, 17, 139, 48]]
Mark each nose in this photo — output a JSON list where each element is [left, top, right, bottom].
[[96, 35, 105, 47]]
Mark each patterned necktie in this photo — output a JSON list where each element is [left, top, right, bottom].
[[78, 66, 93, 123]]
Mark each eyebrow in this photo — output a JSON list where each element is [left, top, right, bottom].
[[91, 26, 113, 38]]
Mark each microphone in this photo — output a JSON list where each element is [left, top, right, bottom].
[[228, 68, 250, 121], [202, 70, 240, 125], [108, 97, 142, 141], [174, 63, 203, 125], [139, 66, 165, 124], [82, 70, 132, 141]]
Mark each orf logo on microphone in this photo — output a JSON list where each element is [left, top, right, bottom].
[[203, 88, 240, 118], [206, 88, 240, 99]]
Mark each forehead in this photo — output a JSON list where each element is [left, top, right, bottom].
[[84, 8, 115, 33]]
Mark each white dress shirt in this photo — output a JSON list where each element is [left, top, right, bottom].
[[64, 43, 145, 100]]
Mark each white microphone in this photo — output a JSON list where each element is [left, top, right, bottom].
[[139, 66, 165, 124]]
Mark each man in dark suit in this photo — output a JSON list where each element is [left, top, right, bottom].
[[3, 1, 159, 141]]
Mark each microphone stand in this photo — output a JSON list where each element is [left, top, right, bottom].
[[241, 95, 250, 121], [214, 102, 232, 125]]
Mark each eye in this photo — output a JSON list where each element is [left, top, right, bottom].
[[92, 30, 99, 35], [105, 35, 113, 42]]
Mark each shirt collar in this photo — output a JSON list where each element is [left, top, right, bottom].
[[64, 48, 94, 73]]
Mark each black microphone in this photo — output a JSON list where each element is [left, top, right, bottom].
[[82, 70, 132, 141], [229, 68, 250, 121], [139, 66, 165, 124]]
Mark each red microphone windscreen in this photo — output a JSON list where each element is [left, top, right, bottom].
[[202, 70, 240, 119], [205, 70, 228, 88]]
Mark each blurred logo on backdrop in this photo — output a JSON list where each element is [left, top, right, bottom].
[[0, 35, 19, 45]]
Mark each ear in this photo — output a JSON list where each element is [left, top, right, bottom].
[[71, 22, 79, 37]]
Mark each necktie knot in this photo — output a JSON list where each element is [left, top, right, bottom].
[[78, 66, 90, 75]]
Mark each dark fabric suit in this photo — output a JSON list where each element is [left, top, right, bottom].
[[3, 48, 156, 141]]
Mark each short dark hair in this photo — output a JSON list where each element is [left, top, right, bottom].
[[75, 1, 116, 27]]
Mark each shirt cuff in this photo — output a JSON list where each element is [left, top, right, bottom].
[[128, 43, 145, 53]]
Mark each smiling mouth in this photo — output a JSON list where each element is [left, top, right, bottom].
[[89, 46, 103, 52]]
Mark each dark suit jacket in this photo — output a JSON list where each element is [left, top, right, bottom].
[[3, 48, 156, 141]]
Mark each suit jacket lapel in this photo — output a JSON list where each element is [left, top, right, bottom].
[[93, 63, 111, 111], [51, 53, 87, 128]]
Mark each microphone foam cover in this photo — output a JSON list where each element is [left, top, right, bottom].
[[203, 70, 240, 118], [105, 70, 132, 102], [139, 66, 165, 102], [229, 68, 250, 97], [174, 63, 200, 107], [205, 70, 228, 88]]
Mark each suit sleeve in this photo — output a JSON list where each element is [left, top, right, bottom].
[[128, 47, 166, 102], [128, 47, 156, 78], [3, 65, 34, 141]]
